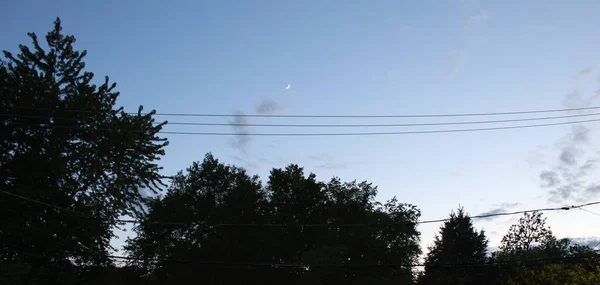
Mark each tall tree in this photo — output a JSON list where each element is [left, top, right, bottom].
[[127, 154, 423, 284], [0, 18, 168, 283], [126, 154, 273, 284], [488, 211, 600, 284], [418, 207, 488, 285], [499, 211, 556, 255]]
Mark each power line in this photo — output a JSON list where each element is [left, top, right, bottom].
[[579, 207, 600, 217], [5, 117, 600, 136], [2, 188, 598, 227], [0, 244, 598, 270], [124, 202, 598, 226], [578, 208, 600, 249], [0, 189, 113, 224], [166, 112, 600, 127], [5, 112, 600, 128], [8, 105, 600, 118], [0, 189, 97, 219], [107, 251, 600, 268], [3, 247, 597, 269], [157, 118, 600, 136]]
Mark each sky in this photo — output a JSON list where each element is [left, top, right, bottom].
[[2, 0, 600, 256]]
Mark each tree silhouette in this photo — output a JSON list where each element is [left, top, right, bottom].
[[418, 207, 488, 285], [126, 154, 422, 284], [499, 211, 556, 255], [0, 18, 168, 284]]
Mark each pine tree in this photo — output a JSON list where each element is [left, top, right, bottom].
[[0, 18, 168, 283], [419, 207, 488, 285]]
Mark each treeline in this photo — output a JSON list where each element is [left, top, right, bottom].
[[1, 19, 599, 285]]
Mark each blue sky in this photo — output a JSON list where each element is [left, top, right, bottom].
[[3, 0, 600, 254]]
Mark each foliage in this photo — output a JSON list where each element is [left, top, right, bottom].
[[0, 18, 167, 284], [418, 207, 488, 285], [499, 211, 555, 255], [507, 264, 600, 285], [488, 211, 600, 284], [126, 154, 422, 284]]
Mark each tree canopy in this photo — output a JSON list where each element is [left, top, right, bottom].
[[0, 18, 168, 283], [418, 207, 488, 285], [126, 154, 422, 284]]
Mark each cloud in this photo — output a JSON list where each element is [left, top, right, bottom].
[[559, 147, 579, 166], [577, 159, 598, 179], [308, 153, 335, 162], [526, 149, 547, 168], [528, 25, 555, 31], [469, 10, 489, 24], [315, 162, 351, 170], [562, 90, 600, 110], [309, 154, 367, 170], [585, 184, 600, 196], [255, 98, 283, 115], [540, 97, 600, 203], [573, 65, 598, 80], [572, 125, 590, 143], [549, 183, 582, 203], [562, 90, 585, 109], [540, 171, 560, 188], [477, 203, 521, 220], [229, 111, 253, 152], [571, 237, 600, 249], [448, 48, 469, 77]]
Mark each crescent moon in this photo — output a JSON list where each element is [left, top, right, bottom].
[[285, 84, 291, 90]]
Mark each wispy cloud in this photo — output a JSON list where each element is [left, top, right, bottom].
[[563, 90, 600, 110], [573, 65, 599, 80], [309, 153, 367, 170], [469, 10, 489, 24], [536, 67, 600, 203], [229, 111, 253, 152], [571, 237, 600, 249], [559, 146, 582, 166], [255, 98, 283, 115], [540, 171, 560, 188], [315, 162, 352, 170], [477, 203, 521, 220], [448, 48, 469, 77], [528, 25, 555, 32], [544, 127, 595, 203], [526, 148, 547, 168], [229, 154, 258, 170], [308, 153, 334, 162]]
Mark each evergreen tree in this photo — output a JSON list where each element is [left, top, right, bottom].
[[418, 207, 488, 285], [0, 18, 168, 284]]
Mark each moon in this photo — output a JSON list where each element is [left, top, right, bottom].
[[285, 84, 291, 90]]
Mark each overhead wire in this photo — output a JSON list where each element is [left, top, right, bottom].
[[7, 105, 600, 118], [2, 246, 598, 269], [579, 207, 600, 217], [108, 251, 600, 268], [3, 111, 600, 128], [4, 118, 600, 136], [2, 188, 599, 227]]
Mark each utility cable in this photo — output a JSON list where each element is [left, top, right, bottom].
[[3, 111, 600, 128], [7, 105, 600, 118], [4, 117, 600, 136], [2, 188, 598, 227]]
